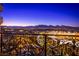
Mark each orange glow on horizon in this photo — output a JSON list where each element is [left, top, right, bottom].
[[2, 23, 36, 26]]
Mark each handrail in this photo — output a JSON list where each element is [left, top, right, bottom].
[[2, 32, 79, 37]]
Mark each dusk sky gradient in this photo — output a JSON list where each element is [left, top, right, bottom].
[[2, 3, 79, 27]]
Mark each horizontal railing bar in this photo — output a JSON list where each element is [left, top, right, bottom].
[[2, 33, 79, 37]]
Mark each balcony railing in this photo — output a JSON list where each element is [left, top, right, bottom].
[[0, 30, 79, 56]]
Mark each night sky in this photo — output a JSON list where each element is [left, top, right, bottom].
[[2, 3, 79, 27]]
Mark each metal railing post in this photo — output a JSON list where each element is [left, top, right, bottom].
[[44, 34, 47, 56], [0, 26, 3, 55]]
